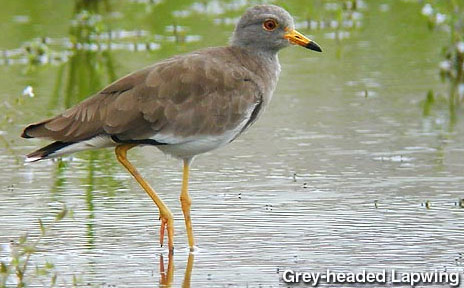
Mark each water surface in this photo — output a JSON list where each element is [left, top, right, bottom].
[[1, 0, 463, 287]]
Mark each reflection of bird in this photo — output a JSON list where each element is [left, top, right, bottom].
[[21, 5, 322, 252]]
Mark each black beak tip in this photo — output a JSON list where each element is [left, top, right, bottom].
[[306, 41, 322, 52]]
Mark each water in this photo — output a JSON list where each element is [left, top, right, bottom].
[[1, 0, 463, 287]]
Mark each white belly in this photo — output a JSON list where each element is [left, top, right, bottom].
[[153, 105, 256, 159], [156, 134, 232, 159]]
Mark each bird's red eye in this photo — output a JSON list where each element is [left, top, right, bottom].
[[263, 19, 278, 31]]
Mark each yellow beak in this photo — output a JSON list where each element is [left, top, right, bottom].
[[284, 29, 322, 52]]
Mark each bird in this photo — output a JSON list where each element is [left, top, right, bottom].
[[21, 4, 322, 252]]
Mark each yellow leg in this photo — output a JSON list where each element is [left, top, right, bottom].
[[115, 144, 174, 251], [180, 159, 195, 250]]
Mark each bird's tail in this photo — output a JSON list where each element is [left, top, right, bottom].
[[25, 141, 75, 162]]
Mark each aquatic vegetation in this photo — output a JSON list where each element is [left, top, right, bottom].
[[0, 206, 73, 288], [420, 1, 463, 132], [0, 2, 201, 67], [421, 1, 464, 97]]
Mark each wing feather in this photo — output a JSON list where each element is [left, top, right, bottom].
[[22, 47, 264, 144]]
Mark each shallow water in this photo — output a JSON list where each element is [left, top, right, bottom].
[[1, 0, 464, 287]]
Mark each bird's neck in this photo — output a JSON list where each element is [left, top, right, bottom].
[[232, 43, 279, 62], [253, 49, 281, 85], [230, 45, 281, 78], [227, 45, 281, 106]]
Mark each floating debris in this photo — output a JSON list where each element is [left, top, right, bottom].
[[22, 86, 34, 98], [456, 198, 464, 208], [421, 200, 431, 209]]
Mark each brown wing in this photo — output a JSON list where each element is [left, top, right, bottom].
[[21, 47, 263, 144]]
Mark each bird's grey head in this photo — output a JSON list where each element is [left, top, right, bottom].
[[230, 5, 322, 54]]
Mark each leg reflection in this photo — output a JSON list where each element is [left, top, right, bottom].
[[159, 253, 174, 287], [158, 252, 195, 287], [182, 253, 194, 288]]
